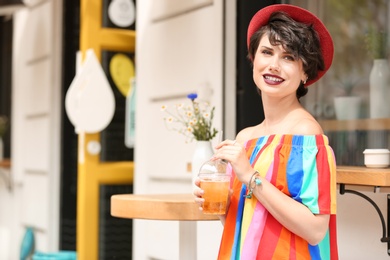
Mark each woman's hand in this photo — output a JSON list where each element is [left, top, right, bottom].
[[193, 177, 205, 211], [213, 139, 253, 185]]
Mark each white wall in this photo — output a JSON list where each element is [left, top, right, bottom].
[[337, 185, 390, 260], [0, 0, 63, 259], [135, 0, 225, 259], [0, 168, 21, 259]]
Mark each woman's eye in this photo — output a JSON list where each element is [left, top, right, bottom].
[[261, 49, 272, 55], [284, 55, 295, 61]]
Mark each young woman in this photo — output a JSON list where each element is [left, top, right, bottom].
[[194, 4, 338, 259]]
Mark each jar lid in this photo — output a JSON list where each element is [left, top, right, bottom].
[[198, 159, 228, 175], [363, 149, 390, 154]]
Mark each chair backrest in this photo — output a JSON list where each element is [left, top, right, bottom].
[[20, 227, 35, 260], [20, 227, 77, 260]]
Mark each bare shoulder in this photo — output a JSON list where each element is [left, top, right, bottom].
[[235, 125, 257, 143], [290, 117, 323, 135]]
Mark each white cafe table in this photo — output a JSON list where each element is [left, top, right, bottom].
[[110, 193, 219, 260]]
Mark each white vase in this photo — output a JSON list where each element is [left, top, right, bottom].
[[369, 59, 390, 118], [334, 96, 361, 120], [191, 141, 214, 187]]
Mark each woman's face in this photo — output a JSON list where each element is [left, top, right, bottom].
[[252, 34, 307, 98]]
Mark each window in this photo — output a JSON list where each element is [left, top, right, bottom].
[[288, 0, 390, 166]]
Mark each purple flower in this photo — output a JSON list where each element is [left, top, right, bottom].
[[187, 93, 198, 101]]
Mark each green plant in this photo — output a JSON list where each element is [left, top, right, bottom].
[[0, 116, 8, 137], [333, 74, 361, 96], [161, 93, 218, 142], [365, 29, 388, 59]]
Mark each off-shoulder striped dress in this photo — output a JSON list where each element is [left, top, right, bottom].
[[218, 134, 338, 260]]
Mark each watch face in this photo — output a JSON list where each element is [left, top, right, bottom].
[[108, 0, 135, 28]]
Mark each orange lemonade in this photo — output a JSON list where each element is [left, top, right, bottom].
[[200, 178, 230, 215]]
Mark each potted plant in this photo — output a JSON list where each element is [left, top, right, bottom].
[[333, 78, 362, 120], [161, 93, 218, 185], [366, 30, 387, 60], [366, 30, 390, 118]]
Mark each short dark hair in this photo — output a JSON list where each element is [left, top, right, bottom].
[[248, 11, 325, 99]]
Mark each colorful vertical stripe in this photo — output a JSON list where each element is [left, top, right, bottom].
[[218, 135, 338, 260]]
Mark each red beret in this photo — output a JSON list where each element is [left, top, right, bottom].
[[247, 4, 334, 86]]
